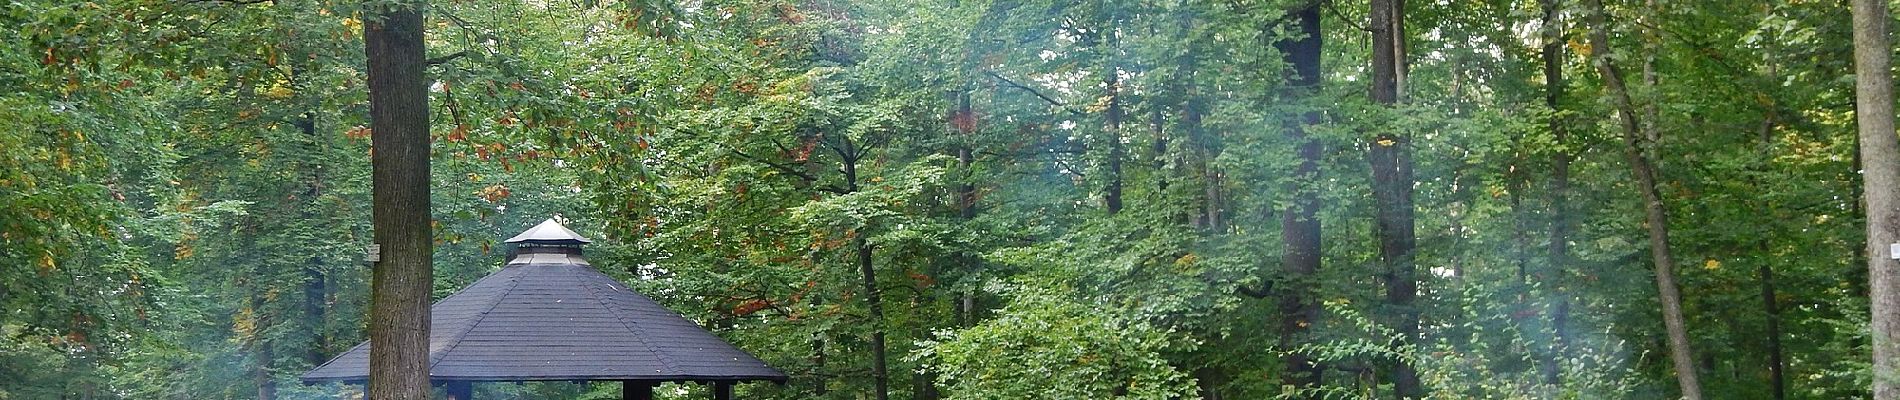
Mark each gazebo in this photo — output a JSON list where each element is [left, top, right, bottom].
[[302, 219, 786, 399]]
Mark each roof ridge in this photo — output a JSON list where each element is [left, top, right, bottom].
[[427, 267, 527, 370], [577, 267, 683, 376]]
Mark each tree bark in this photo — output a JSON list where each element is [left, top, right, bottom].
[[1275, 1, 1324, 394], [1583, 1, 1701, 398], [844, 152, 890, 400], [811, 332, 828, 396], [297, 110, 331, 367], [253, 294, 276, 400], [956, 126, 978, 322], [1759, 247, 1785, 400], [365, 1, 433, 399], [1753, 49, 1787, 399], [1103, 52, 1125, 215], [1540, 0, 1571, 386], [1852, 0, 1900, 397], [858, 236, 888, 400], [1369, 0, 1420, 397], [1508, 152, 1532, 284]]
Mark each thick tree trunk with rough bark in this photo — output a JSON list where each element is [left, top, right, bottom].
[[1275, 1, 1324, 394], [365, 2, 432, 399], [1369, 0, 1420, 397], [1583, 1, 1701, 398], [1852, 0, 1900, 397]]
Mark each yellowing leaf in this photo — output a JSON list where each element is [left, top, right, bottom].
[[1703, 259, 1721, 270], [263, 82, 294, 99]]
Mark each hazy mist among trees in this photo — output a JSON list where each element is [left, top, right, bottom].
[[3, 0, 1898, 398]]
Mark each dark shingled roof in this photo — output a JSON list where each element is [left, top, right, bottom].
[[302, 222, 784, 384]]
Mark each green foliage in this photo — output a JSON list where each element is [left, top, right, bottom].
[[916, 282, 1199, 400], [0, 0, 1890, 398]]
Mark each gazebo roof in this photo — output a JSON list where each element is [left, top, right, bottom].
[[302, 220, 784, 384], [504, 218, 593, 245]]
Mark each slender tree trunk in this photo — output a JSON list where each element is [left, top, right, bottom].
[[297, 111, 330, 366], [1183, 74, 1218, 232], [253, 294, 276, 400], [304, 256, 326, 360], [844, 155, 890, 400], [1171, 13, 1220, 232], [1152, 103, 1169, 193], [1852, 0, 1900, 397], [857, 236, 888, 400], [1369, 0, 1420, 397], [364, 1, 432, 398], [1540, 0, 1572, 385], [812, 331, 828, 396], [1275, 1, 1324, 394], [1583, 1, 1701, 398], [1754, 51, 1787, 400], [1104, 58, 1125, 215], [1759, 246, 1785, 400], [1638, 0, 1661, 147], [953, 90, 978, 327], [1508, 155, 1532, 284]]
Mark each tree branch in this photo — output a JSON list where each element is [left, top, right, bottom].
[[426, 51, 467, 66], [1324, 0, 1371, 33], [716, 141, 849, 194], [984, 70, 1084, 116]]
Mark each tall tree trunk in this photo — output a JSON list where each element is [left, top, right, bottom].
[[1104, 57, 1125, 215], [304, 256, 326, 362], [953, 89, 978, 326], [1638, 0, 1661, 146], [1754, 48, 1787, 400], [1275, 1, 1324, 394], [812, 331, 828, 396], [858, 236, 888, 400], [1540, 0, 1571, 386], [1152, 102, 1169, 193], [1191, 78, 1221, 231], [1369, 0, 1420, 397], [1759, 246, 1785, 400], [364, 1, 432, 398], [252, 294, 276, 400], [1583, 1, 1701, 398], [1186, 33, 1220, 231], [296, 111, 330, 366], [1851, 0, 1900, 397], [1508, 154, 1532, 284], [844, 154, 890, 400]]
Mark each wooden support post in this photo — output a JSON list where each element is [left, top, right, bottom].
[[623, 380, 654, 400], [712, 382, 733, 400], [445, 381, 473, 400]]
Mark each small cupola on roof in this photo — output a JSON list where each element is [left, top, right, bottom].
[[506, 218, 592, 262]]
